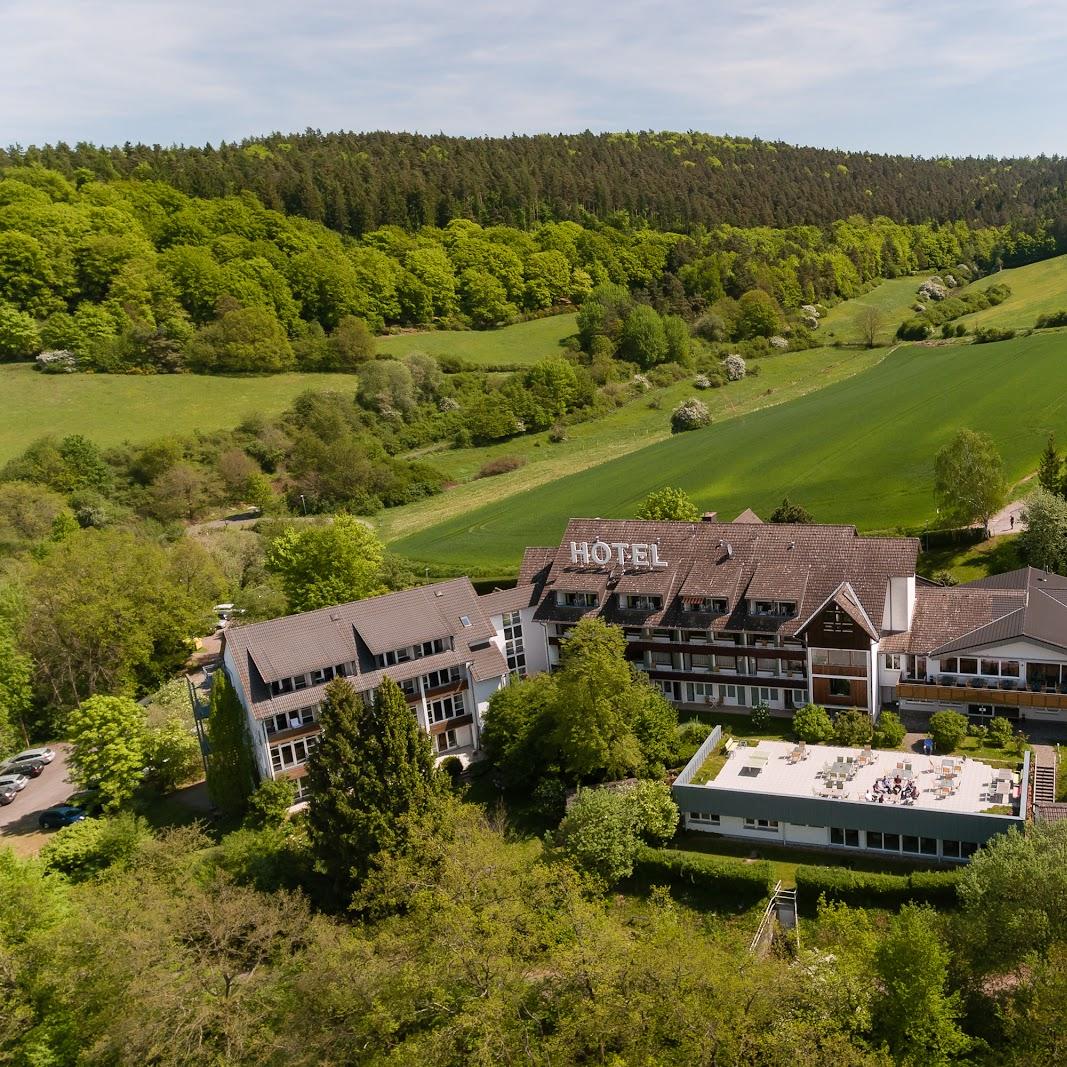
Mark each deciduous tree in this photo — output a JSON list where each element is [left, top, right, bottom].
[[635, 486, 700, 521], [67, 695, 147, 811], [933, 428, 1006, 534]]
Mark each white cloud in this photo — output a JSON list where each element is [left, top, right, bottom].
[[2, 0, 1067, 154]]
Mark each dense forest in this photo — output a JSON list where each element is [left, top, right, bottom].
[[0, 163, 1054, 376], [8, 130, 1067, 235]]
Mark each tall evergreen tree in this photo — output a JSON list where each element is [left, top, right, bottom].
[[307, 675, 446, 897], [1038, 433, 1062, 496], [205, 669, 257, 817]]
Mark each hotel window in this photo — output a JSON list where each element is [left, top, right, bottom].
[[628, 594, 663, 611], [957, 657, 978, 676], [867, 831, 883, 850], [961, 842, 978, 858], [429, 694, 465, 724], [830, 827, 860, 847], [824, 605, 854, 633], [270, 677, 294, 696], [265, 706, 316, 735], [791, 689, 808, 704], [920, 837, 938, 856], [690, 681, 715, 700], [561, 591, 598, 608], [757, 687, 776, 702], [884, 654, 901, 670], [293, 674, 310, 691], [435, 729, 459, 753], [293, 779, 312, 802], [942, 839, 961, 859], [416, 638, 447, 658], [425, 666, 460, 690], [720, 684, 740, 702], [716, 654, 738, 672], [689, 811, 720, 825], [743, 818, 779, 832], [270, 735, 318, 772], [883, 833, 900, 851], [902, 835, 920, 854], [309, 666, 335, 686], [691, 653, 713, 671], [502, 611, 527, 678], [829, 679, 851, 697]]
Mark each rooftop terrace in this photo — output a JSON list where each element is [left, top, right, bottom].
[[701, 739, 1020, 817]]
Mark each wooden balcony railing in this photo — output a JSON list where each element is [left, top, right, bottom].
[[898, 681, 1067, 711]]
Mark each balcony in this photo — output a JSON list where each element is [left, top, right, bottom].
[[898, 680, 1067, 712]]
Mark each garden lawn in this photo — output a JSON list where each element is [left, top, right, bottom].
[[958, 254, 1067, 332], [375, 344, 887, 556], [377, 313, 577, 366], [391, 332, 1067, 576], [821, 275, 940, 346], [918, 533, 1023, 584], [0, 365, 361, 463]]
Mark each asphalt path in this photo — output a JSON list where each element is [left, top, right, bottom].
[[0, 744, 75, 839]]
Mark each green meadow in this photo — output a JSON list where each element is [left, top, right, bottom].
[[0, 365, 360, 462], [391, 332, 1067, 576], [377, 313, 577, 365], [958, 255, 1067, 331], [820, 275, 937, 345]]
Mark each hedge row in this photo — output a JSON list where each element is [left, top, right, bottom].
[[794, 864, 962, 913], [631, 847, 776, 904]]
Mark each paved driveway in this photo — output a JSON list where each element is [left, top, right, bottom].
[[0, 744, 75, 842]]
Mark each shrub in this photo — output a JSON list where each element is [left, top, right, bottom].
[[929, 710, 968, 753], [722, 353, 746, 381], [531, 776, 568, 824], [629, 847, 775, 905], [553, 789, 643, 886], [547, 423, 568, 443], [794, 864, 962, 914], [986, 716, 1013, 748], [750, 701, 771, 730], [476, 455, 527, 478], [792, 702, 833, 742], [244, 777, 297, 828], [40, 813, 151, 882], [967, 722, 988, 741], [626, 780, 679, 844], [873, 710, 906, 748], [973, 326, 1015, 344], [677, 721, 710, 747], [897, 317, 932, 341], [693, 374, 712, 389], [439, 755, 464, 787], [832, 707, 873, 747], [1036, 310, 1067, 329], [670, 398, 710, 434]]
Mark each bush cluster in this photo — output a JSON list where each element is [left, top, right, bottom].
[[795, 864, 962, 913], [630, 846, 776, 904]]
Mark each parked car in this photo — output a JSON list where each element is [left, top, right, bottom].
[[0, 784, 16, 806], [38, 805, 86, 829], [1, 759, 43, 778], [0, 773, 29, 793], [6, 747, 55, 767]]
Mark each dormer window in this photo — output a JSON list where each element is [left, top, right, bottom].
[[753, 600, 796, 618], [627, 594, 663, 611], [684, 597, 727, 613], [824, 605, 854, 633], [560, 591, 598, 608]]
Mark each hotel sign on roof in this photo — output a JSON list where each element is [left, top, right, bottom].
[[569, 540, 668, 569]]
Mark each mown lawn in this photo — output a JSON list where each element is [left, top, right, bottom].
[[391, 332, 1067, 576], [0, 364, 361, 463], [378, 313, 577, 366], [918, 533, 1023, 584]]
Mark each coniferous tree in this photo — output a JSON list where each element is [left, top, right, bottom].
[[307, 675, 446, 897], [205, 669, 257, 816], [1038, 433, 1063, 496]]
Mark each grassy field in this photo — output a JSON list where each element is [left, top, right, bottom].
[[959, 255, 1067, 332], [391, 332, 1067, 575], [0, 365, 361, 462], [918, 532, 1024, 584], [375, 345, 888, 547], [820, 275, 936, 346], [378, 313, 577, 365]]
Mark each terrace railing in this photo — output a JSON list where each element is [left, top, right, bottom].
[[675, 724, 723, 787]]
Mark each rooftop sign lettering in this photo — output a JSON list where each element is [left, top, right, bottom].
[[569, 540, 667, 568]]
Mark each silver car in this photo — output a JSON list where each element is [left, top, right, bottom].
[[0, 773, 29, 792], [7, 747, 55, 766]]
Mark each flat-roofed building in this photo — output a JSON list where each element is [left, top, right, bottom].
[[220, 578, 509, 800], [673, 734, 1029, 860]]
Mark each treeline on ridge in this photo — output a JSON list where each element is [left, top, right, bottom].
[[10, 129, 1067, 235]]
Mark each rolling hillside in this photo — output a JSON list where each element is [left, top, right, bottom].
[[377, 314, 577, 366], [958, 255, 1067, 331], [390, 332, 1067, 577]]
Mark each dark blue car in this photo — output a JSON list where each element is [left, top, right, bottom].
[[38, 805, 86, 829]]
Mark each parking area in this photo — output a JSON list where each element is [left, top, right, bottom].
[[0, 744, 75, 852]]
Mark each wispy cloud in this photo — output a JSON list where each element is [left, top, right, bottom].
[[2, 0, 1066, 155]]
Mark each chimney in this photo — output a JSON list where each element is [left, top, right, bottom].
[[724, 542, 733, 559], [701, 511, 718, 522]]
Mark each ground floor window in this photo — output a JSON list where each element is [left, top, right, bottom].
[[756, 686, 777, 703], [689, 811, 720, 825], [829, 678, 852, 698], [720, 684, 740, 703], [435, 729, 459, 753], [830, 827, 860, 847], [791, 688, 807, 705], [743, 817, 779, 832]]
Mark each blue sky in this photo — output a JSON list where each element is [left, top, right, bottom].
[[4, 0, 1067, 156]]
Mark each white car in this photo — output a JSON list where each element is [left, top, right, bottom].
[[7, 747, 56, 767], [0, 773, 29, 792]]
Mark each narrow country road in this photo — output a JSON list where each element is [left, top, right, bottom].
[[987, 500, 1026, 537]]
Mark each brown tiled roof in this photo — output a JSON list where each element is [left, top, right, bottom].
[[224, 577, 500, 720], [878, 567, 1067, 656], [733, 508, 763, 523], [470, 643, 509, 682], [518, 547, 555, 585], [479, 584, 540, 615], [532, 517, 918, 638]]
